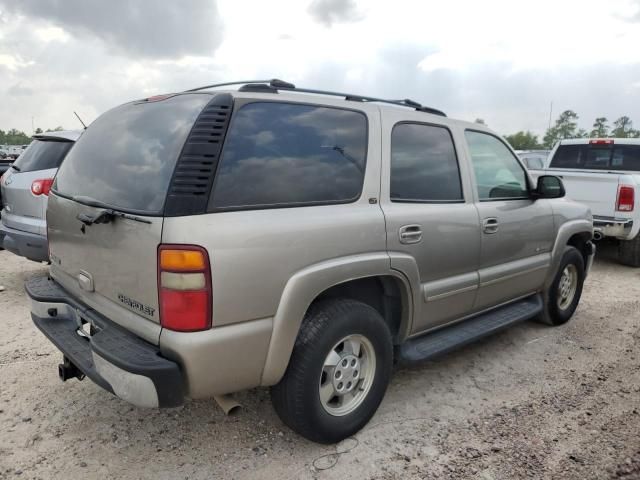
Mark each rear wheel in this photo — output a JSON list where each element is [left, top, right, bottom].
[[618, 235, 640, 267], [271, 299, 393, 444], [539, 246, 585, 326]]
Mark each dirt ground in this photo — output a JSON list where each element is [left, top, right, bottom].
[[1, 242, 639, 480]]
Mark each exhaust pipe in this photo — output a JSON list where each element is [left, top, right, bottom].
[[213, 394, 241, 415], [593, 230, 604, 241], [58, 357, 84, 382]]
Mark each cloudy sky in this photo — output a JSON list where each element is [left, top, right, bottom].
[[1, 0, 639, 137]]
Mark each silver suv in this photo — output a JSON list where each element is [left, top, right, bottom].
[[1, 131, 81, 261], [27, 80, 594, 443]]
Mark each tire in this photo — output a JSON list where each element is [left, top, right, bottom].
[[271, 298, 393, 444], [538, 246, 585, 326], [618, 235, 640, 267]]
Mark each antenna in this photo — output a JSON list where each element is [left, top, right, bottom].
[[74, 111, 87, 130]]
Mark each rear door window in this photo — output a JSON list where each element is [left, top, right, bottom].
[[12, 140, 73, 172], [210, 102, 367, 210], [390, 123, 463, 202], [54, 94, 212, 214]]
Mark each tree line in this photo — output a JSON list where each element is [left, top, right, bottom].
[[503, 111, 640, 150], [0, 126, 65, 145]]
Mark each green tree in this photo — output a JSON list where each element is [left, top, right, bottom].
[[611, 116, 636, 138], [504, 131, 541, 150], [3, 128, 31, 145], [45, 126, 65, 132], [590, 117, 609, 138], [543, 110, 580, 148], [34, 127, 43, 134], [474, 118, 486, 125]]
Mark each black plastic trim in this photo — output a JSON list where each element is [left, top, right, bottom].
[[26, 275, 184, 408], [164, 93, 234, 217]]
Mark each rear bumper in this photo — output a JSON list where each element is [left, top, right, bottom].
[[0, 220, 48, 262], [26, 275, 184, 408], [593, 216, 634, 240]]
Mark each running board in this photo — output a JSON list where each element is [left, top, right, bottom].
[[397, 294, 543, 365]]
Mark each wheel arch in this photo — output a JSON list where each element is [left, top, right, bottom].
[[544, 219, 593, 289], [260, 253, 414, 386]]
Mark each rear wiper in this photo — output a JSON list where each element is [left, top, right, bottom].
[[10, 164, 20, 172], [72, 196, 152, 226]]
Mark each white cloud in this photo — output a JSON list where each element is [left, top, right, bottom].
[[0, 0, 639, 137]]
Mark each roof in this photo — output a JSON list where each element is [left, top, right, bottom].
[[32, 130, 82, 142], [560, 138, 640, 146]]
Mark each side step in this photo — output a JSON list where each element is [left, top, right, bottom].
[[397, 294, 543, 364]]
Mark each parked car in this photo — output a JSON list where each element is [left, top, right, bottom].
[[0, 131, 81, 261], [516, 150, 550, 170], [530, 138, 640, 266], [26, 80, 593, 444]]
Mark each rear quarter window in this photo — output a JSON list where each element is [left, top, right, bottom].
[[12, 140, 73, 173], [209, 102, 368, 210]]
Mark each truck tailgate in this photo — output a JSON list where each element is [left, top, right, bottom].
[[548, 169, 622, 218]]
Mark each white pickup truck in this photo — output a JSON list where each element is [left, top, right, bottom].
[[531, 138, 640, 266]]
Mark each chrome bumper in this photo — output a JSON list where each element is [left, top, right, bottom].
[[593, 216, 634, 240]]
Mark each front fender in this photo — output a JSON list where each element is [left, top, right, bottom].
[[260, 253, 413, 386], [545, 218, 593, 288]]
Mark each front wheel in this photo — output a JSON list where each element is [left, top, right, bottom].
[[539, 246, 585, 326], [271, 299, 393, 444]]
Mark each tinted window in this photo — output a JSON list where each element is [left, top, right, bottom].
[[390, 123, 462, 202], [551, 144, 640, 171], [210, 102, 367, 209], [54, 94, 212, 213], [465, 131, 529, 200], [12, 140, 73, 173], [612, 145, 640, 170]]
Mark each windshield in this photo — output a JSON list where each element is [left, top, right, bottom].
[[12, 139, 73, 172], [53, 93, 212, 214]]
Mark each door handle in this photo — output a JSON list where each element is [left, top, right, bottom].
[[399, 224, 423, 244], [482, 217, 499, 234]]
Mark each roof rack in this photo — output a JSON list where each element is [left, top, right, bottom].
[[184, 79, 446, 117]]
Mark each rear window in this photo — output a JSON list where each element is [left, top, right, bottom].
[[54, 94, 212, 213], [210, 102, 367, 210], [12, 139, 73, 173], [550, 144, 640, 171]]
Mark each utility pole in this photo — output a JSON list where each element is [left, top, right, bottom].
[[548, 102, 553, 130], [32, 116, 35, 135]]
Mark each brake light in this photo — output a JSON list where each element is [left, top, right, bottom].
[[158, 245, 212, 332], [616, 185, 634, 212], [31, 178, 54, 196], [589, 139, 614, 145]]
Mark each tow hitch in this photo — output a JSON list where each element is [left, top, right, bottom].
[[58, 357, 85, 382]]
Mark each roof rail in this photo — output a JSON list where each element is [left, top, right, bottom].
[[184, 79, 446, 117]]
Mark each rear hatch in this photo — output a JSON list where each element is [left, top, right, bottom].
[[1, 138, 73, 234], [47, 93, 215, 342], [548, 141, 640, 217]]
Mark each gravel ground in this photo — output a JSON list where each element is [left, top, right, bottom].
[[1, 242, 639, 480]]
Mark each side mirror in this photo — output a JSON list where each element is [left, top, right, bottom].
[[535, 175, 565, 199]]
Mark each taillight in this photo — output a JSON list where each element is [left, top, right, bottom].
[[616, 185, 634, 212], [31, 178, 54, 196], [158, 245, 212, 332], [589, 139, 614, 145]]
